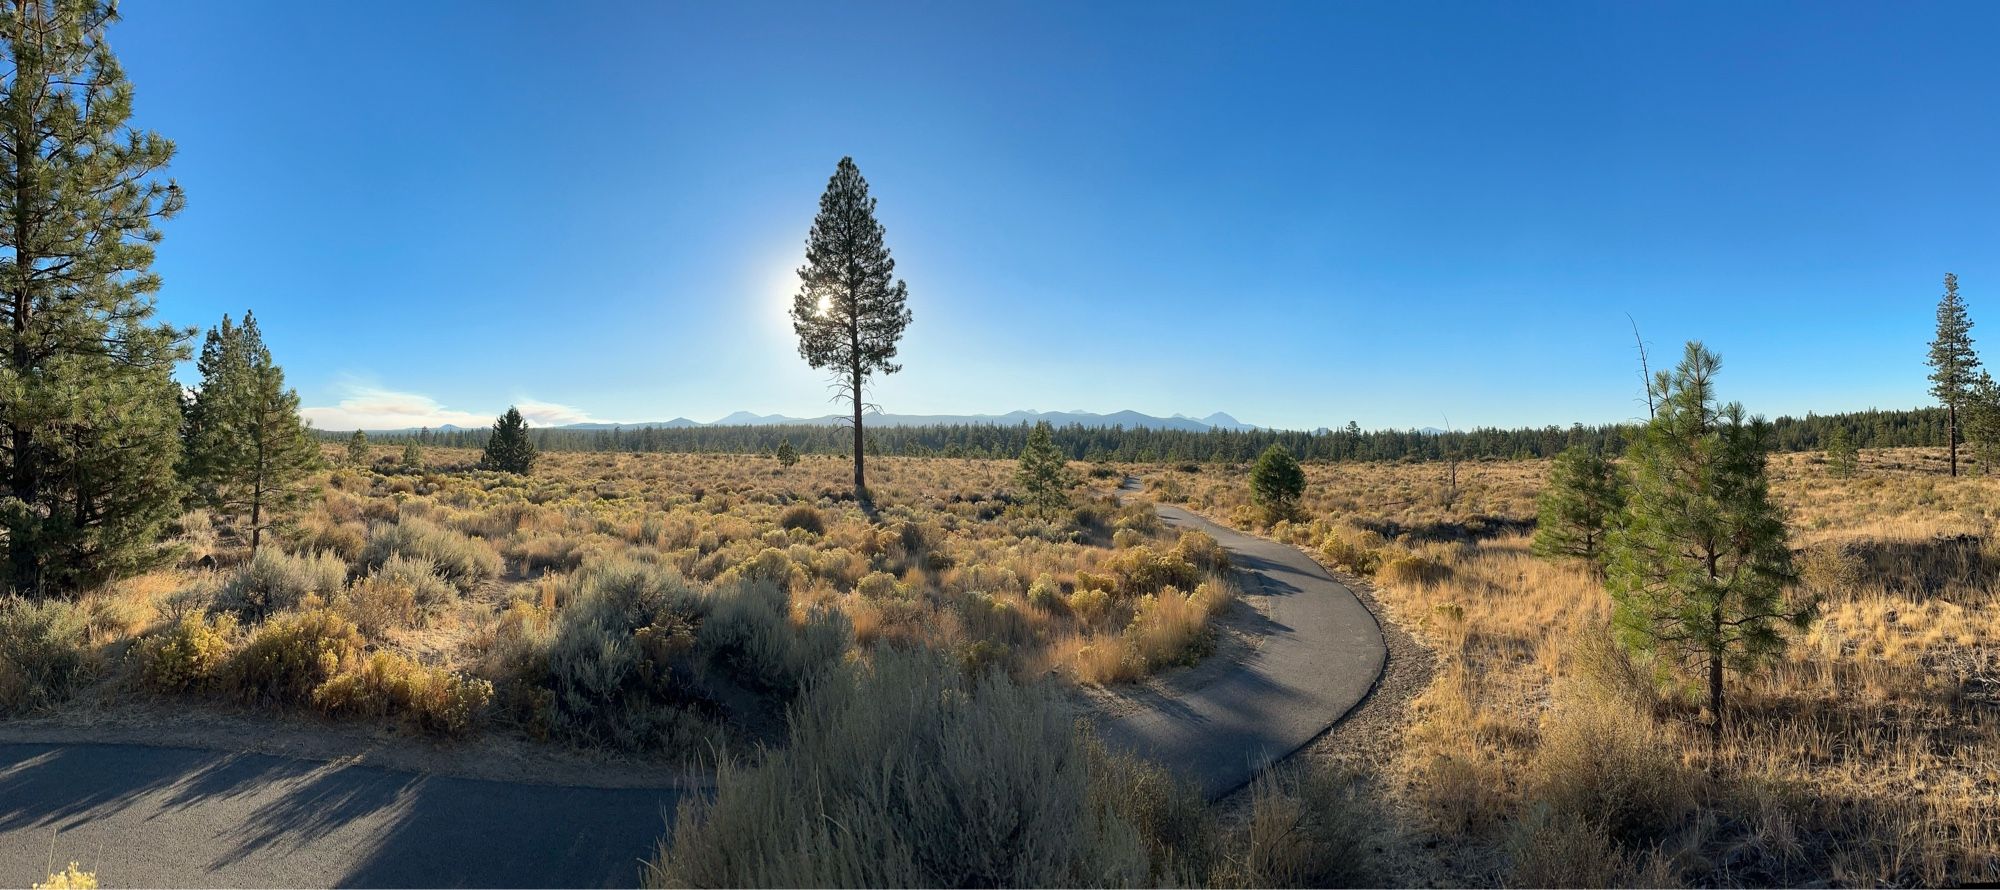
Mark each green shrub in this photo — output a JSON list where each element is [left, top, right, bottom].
[[226, 609, 367, 706], [361, 517, 503, 591], [1027, 574, 1065, 613], [139, 612, 239, 693], [776, 504, 825, 535], [1171, 530, 1231, 574], [0, 597, 95, 715], [1106, 546, 1202, 597], [216, 548, 348, 620], [854, 570, 908, 599], [646, 651, 1154, 887]]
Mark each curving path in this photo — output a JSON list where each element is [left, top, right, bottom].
[[0, 742, 684, 888], [1092, 480, 1389, 799], [0, 483, 1387, 886]]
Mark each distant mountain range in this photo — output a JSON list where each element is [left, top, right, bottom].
[[554, 409, 1261, 433]]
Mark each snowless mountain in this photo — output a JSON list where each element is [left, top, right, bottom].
[[558, 409, 1260, 433]]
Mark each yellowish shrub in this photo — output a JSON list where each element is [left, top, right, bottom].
[[140, 612, 239, 693], [226, 609, 367, 705], [33, 863, 97, 890], [314, 651, 493, 737]]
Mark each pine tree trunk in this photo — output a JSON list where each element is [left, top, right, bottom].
[[852, 364, 866, 504], [1707, 549, 1725, 758], [1949, 403, 1959, 477]]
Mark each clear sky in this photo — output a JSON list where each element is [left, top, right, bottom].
[[114, 1, 2000, 432]]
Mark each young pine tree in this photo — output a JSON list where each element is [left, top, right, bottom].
[[1927, 273, 1981, 477], [1014, 421, 1074, 513], [1530, 444, 1626, 569], [790, 157, 913, 505], [401, 441, 424, 472], [346, 430, 369, 467], [1250, 444, 1306, 523], [0, 2, 189, 597], [775, 439, 799, 468], [1824, 425, 1859, 479], [1605, 342, 1818, 750], [480, 407, 537, 474], [1963, 372, 2000, 474], [184, 313, 322, 553]]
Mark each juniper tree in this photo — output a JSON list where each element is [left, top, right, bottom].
[[480, 407, 536, 474], [1531, 444, 1626, 568], [775, 439, 798, 468], [1250, 444, 1305, 522], [790, 157, 912, 505], [184, 313, 322, 553], [346, 429, 369, 467], [1015, 421, 1074, 513], [0, 1, 189, 597], [1605, 342, 1817, 750], [1824, 425, 1858, 479], [1927, 273, 1981, 477]]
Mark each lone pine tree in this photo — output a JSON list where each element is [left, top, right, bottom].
[[0, 1, 189, 596], [1824, 424, 1859, 479], [1927, 273, 1981, 477], [480, 407, 537, 474], [346, 429, 369, 467], [1015, 421, 1074, 512], [183, 312, 321, 553], [775, 439, 799, 468], [1605, 342, 1817, 751], [401, 440, 424, 472], [790, 157, 912, 505], [1250, 444, 1305, 522]]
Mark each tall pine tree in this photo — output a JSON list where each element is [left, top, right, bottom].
[[1605, 342, 1817, 750], [1927, 272, 1980, 477], [346, 429, 369, 467], [0, 1, 188, 597], [480, 407, 536, 474], [184, 312, 321, 553], [790, 157, 912, 505]]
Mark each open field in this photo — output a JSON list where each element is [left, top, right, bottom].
[[1154, 447, 2000, 886], [1, 448, 1237, 761]]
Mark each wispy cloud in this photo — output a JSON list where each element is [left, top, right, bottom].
[[302, 381, 608, 431], [300, 384, 489, 431], [513, 398, 600, 427]]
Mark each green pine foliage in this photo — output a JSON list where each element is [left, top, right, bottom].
[[774, 440, 798, 468], [1824, 425, 1859, 479], [346, 430, 369, 467], [1604, 342, 1818, 748], [1249, 444, 1305, 522], [789, 157, 913, 503], [0, 1, 189, 597], [1530, 445, 1626, 567], [402, 441, 425, 472], [184, 313, 322, 553], [1014, 421, 1075, 513], [1927, 273, 1981, 477], [1965, 372, 2000, 474], [480, 407, 537, 475]]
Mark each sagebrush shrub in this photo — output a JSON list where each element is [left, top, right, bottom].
[[0, 596, 95, 715], [361, 517, 502, 591], [698, 579, 850, 698], [216, 548, 348, 619], [647, 651, 1157, 887], [543, 558, 710, 748], [776, 504, 824, 535]]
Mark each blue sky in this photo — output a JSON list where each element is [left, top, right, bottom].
[[116, 1, 2000, 432]]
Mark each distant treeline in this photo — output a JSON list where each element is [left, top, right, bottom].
[[324, 406, 1949, 464]]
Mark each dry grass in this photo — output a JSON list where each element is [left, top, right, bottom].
[[10, 448, 1235, 751], [1164, 447, 2000, 885]]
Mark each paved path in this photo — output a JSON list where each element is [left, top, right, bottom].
[[0, 485, 1386, 885], [1093, 485, 1389, 799], [0, 742, 683, 888]]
